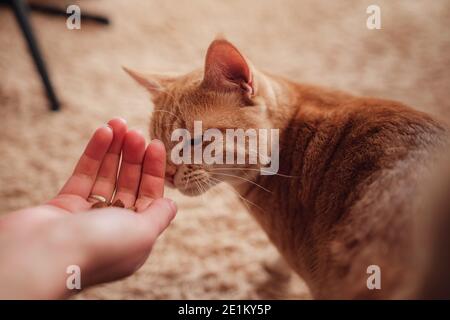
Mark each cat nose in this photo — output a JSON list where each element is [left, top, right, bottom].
[[166, 175, 174, 185], [166, 172, 174, 183]]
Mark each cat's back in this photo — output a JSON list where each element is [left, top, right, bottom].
[[286, 84, 449, 298], [309, 97, 448, 298]]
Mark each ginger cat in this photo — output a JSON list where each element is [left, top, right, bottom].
[[125, 39, 449, 299]]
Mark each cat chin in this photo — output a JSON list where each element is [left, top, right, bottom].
[[176, 185, 208, 197]]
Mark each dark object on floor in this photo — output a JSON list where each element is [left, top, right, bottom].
[[1, 0, 110, 111]]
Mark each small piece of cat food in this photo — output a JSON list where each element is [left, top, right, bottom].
[[112, 199, 125, 208], [90, 198, 137, 211]]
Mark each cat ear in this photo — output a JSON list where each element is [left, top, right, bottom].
[[202, 39, 254, 96], [123, 66, 173, 95]]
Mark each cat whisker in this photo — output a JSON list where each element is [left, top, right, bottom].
[[207, 167, 298, 178], [193, 179, 202, 194], [151, 109, 183, 122], [206, 176, 251, 211], [197, 179, 213, 208], [192, 179, 208, 207], [184, 172, 192, 189], [209, 172, 272, 193], [207, 176, 267, 213]]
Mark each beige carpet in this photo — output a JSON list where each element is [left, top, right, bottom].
[[0, 0, 449, 299]]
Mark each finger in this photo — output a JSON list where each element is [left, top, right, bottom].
[[58, 125, 113, 198], [134, 139, 166, 212], [112, 130, 146, 207], [89, 118, 127, 203], [139, 198, 177, 239]]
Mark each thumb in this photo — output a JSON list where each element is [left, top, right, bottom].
[[139, 198, 177, 238]]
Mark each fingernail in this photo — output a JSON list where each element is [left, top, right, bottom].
[[116, 117, 127, 124]]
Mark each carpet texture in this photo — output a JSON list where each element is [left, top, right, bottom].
[[0, 0, 449, 299]]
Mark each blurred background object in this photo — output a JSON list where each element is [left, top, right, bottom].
[[0, 0, 110, 111], [0, 0, 449, 299]]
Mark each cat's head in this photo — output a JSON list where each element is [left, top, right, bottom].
[[125, 38, 279, 196]]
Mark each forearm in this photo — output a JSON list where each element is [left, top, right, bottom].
[[0, 210, 86, 299]]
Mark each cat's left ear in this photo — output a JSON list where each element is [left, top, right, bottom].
[[202, 39, 254, 97], [123, 66, 174, 96]]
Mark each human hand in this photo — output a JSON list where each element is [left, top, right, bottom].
[[0, 119, 177, 299]]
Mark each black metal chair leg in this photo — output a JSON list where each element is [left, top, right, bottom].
[[10, 0, 60, 111], [29, 3, 110, 25]]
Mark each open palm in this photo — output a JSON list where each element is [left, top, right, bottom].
[[0, 118, 177, 299], [48, 118, 165, 213]]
